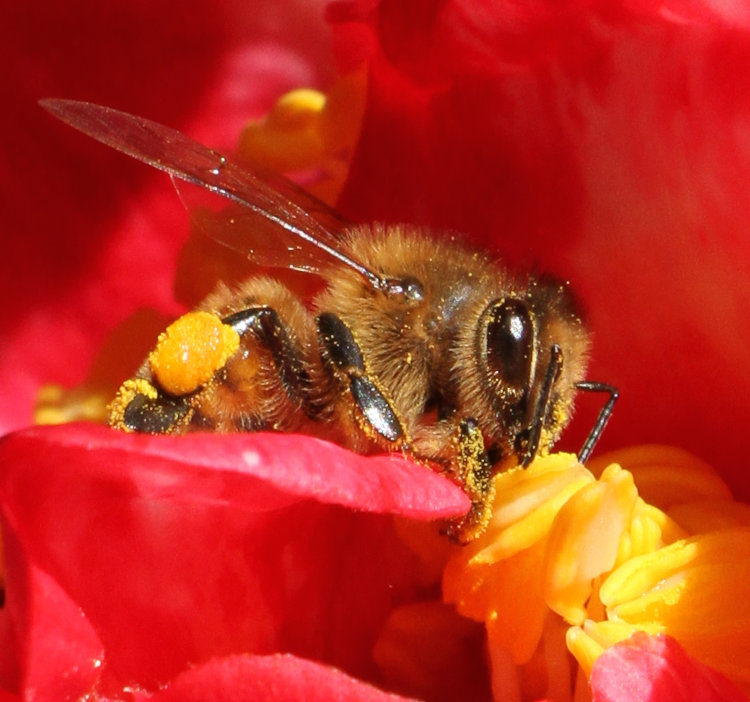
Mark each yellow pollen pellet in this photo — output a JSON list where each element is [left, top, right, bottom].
[[148, 311, 240, 396]]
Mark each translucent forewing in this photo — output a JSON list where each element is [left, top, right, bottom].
[[40, 99, 383, 288]]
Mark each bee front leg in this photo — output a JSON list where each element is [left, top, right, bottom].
[[450, 419, 495, 541], [316, 312, 408, 450], [412, 419, 495, 542]]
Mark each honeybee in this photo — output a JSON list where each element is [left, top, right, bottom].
[[41, 99, 617, 540]]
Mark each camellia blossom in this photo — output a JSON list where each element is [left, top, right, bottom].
[[2, 1, 750, 701]]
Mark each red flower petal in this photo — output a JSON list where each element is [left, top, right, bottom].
[[0, 553, 105, 699], [591, 632, 749, 702], [6, 2, 750, 700], [148, 653, 416, 702], [0, 424, 466, 695], [0, 423, 468, 518], [331, 0, 750, 499]]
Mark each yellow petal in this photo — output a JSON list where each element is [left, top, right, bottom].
[[544, 464, 638, 624], [601, 528, 750, 691], [587, 445, 731, 508], [471, 455, 593, 563]]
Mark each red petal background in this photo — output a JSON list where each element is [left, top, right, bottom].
[[330, 0, 750, 498], [148, 653, 416, 702]]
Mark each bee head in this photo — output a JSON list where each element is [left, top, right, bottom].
[[476, 279, 590, 463]]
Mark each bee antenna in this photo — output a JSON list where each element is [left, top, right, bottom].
[[521, 344, 563, 467], [574, 381, 619, 463]]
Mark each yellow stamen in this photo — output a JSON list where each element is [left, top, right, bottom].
[[480, 542, 548, 664], [600, 528, 750, 690], [444, 454, 594, 664], [240, 89, 327, 173], [544, 464, 639, 624], [35, 383, 110, 425], [439, 445, 750, 698], [587, 445, 732, 508], [626, 501, 686, 556], [566, 620, 640, 678], [238, 71, 367, 203], [472, 454, 594, 563], [148, 311, 239, 396]]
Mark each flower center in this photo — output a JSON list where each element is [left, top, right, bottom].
[[440, 446, 750, 699]]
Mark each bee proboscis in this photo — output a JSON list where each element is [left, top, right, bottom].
[[41, 99, 618, 540]]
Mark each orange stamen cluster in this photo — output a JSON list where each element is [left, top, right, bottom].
[[441, 447, 750, 699], [238, 74, 367, 203]]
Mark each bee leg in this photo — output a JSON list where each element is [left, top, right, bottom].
[[122, 391, 191, 433], [573, 381, 619, 463], [446, 419, 495, 542], [411, 419, 495, 542], [221, 307, 309, 409], [316, 312, 407, 447]]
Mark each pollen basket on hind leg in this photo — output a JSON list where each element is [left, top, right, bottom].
[[187, 277, 320, 433], [148, 311, 240, 396]]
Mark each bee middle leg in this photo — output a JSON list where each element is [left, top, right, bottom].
[[315, 312, 408, 451]]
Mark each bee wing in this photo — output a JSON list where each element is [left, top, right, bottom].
[[173, 182, 348, 275], [40, 99, 384, 289]]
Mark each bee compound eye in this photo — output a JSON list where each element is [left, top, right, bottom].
[[484, 298, 534, 392]]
